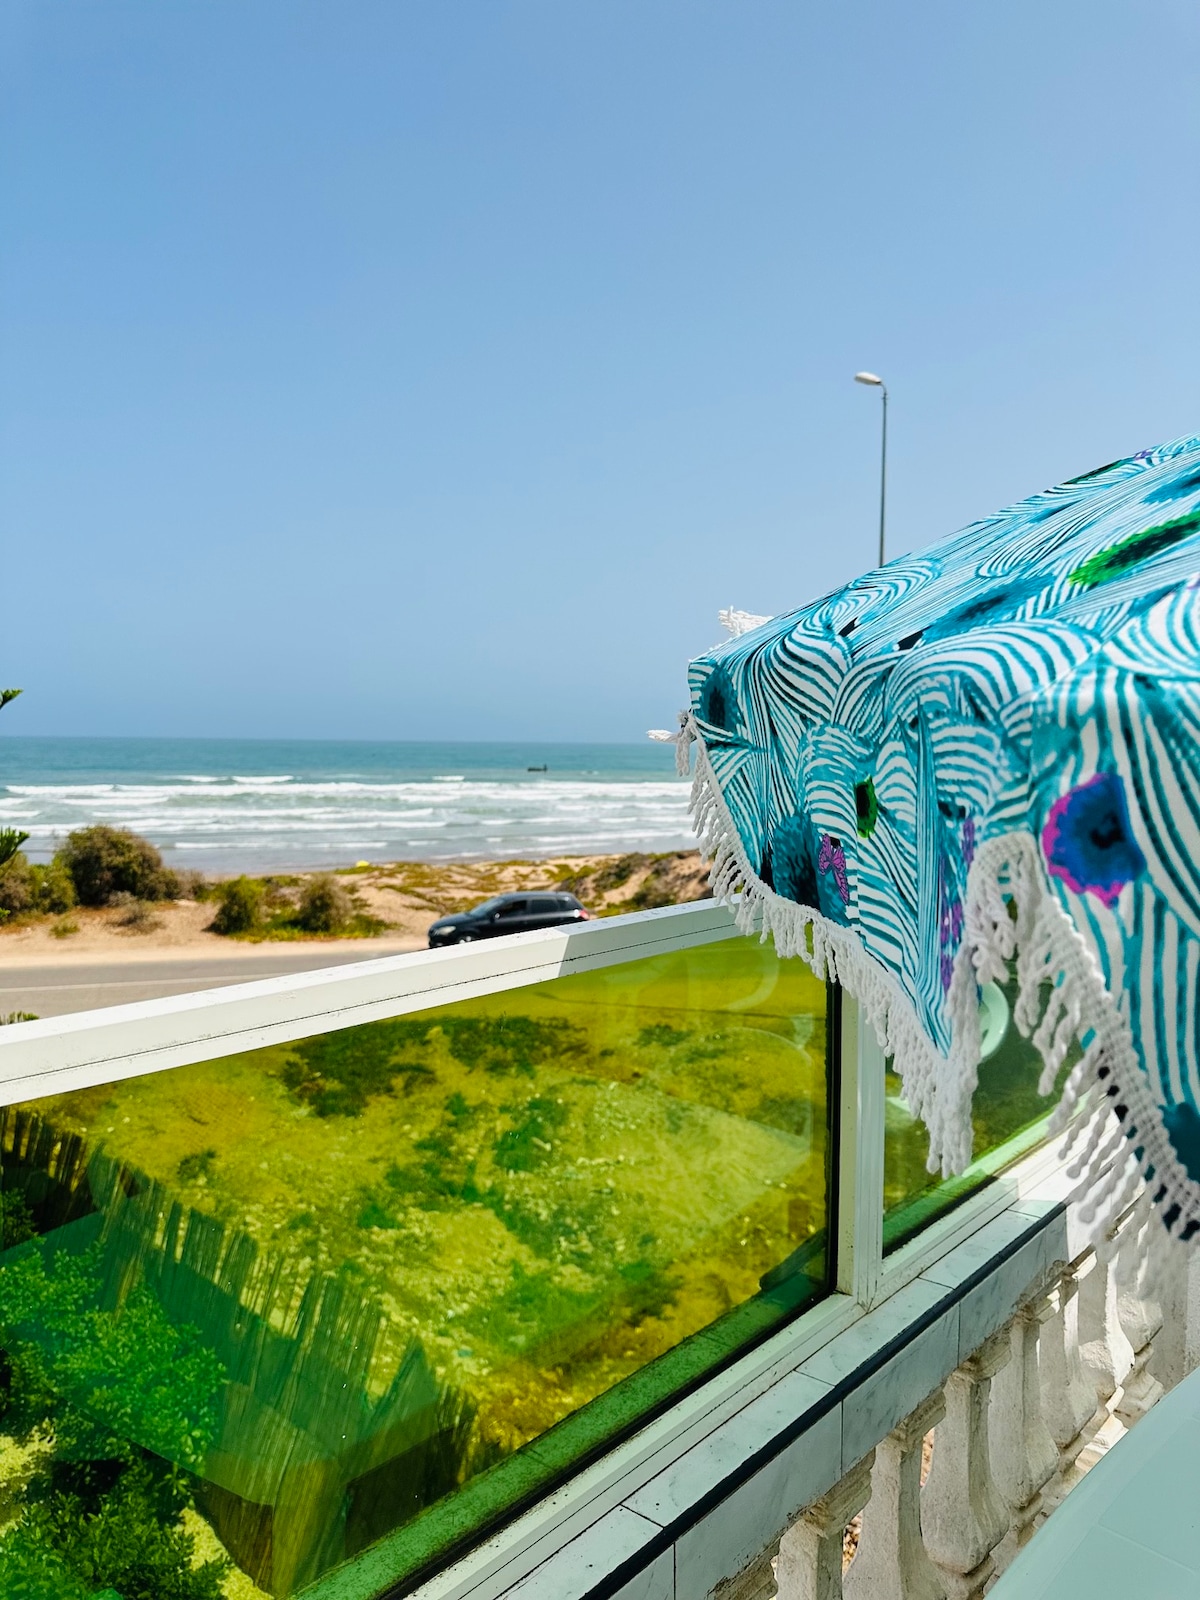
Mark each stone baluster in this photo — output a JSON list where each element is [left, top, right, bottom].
[[1150, 1238, 1200, 1391], [1076, 1250, 1132, 1414], [988, 1294, 1059, 1572], [1038, 1260, 1105, 1509], [1113, 1278, 1164, 1426], [921, 1329, 1010, 1600], [714, 1545, 779, 1600], [776, 1453, 875, 1600], [843, 1389, 946, 1600]]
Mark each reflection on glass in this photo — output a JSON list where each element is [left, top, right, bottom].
[[883, 968, 1069, 1254], [0, 939, 832, 1598]]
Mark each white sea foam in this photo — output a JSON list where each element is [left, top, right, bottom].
[[4, 754, 693, 872]]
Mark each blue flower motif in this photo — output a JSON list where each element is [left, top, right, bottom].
[[697, 662, 742, 734], [1163, 1101, 1200, 1186], [1042, 771, 1146, 907], [763, 816, 818, 907]]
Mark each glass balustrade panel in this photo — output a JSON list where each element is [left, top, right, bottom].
[[0, 937, 834, 1599], [883, 964, 1072, 1254]]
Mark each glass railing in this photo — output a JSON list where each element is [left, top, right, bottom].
[[882, 966, 1065, 1254], [0, 935, 834, 1599]]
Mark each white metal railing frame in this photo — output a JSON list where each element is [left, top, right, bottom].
[[0, 899, 1083, 1600], [0, 901, 743, 1104]]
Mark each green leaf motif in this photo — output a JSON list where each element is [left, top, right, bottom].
[[854, 777, 879, 839], [1070, 509, 1200, 588]]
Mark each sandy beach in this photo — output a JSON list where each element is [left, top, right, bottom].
[[0, 848, 711, 961], [0, 849, 711, 983]]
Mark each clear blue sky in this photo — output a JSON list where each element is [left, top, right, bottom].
[[2, 2, 1197, 742]]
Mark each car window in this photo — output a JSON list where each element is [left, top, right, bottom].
[[472, 897, 507, 917], [496, 899, 528, 917], [531, 896, 562, 912]]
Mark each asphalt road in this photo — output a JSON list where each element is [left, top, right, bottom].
[[0, 943, 421, 1019]]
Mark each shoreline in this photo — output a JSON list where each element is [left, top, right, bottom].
[[0, 849, 710, 967], [0, 735, 692, 873]]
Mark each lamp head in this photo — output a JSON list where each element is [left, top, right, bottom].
[[854, 371, 884, 387]]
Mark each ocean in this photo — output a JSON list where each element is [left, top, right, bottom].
[[0, 737, 694, 873]]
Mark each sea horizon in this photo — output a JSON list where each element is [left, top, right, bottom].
[[0, 734, 693, 874]]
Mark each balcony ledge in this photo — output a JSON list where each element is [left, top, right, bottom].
[[399, 1147, 1079, 1600]]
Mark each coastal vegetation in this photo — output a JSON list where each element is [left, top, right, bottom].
[[207, 876, 263, 935], [554, 850, 708, 912], [58, 824, 182, 906], [0, 854, 76, 919], [0, 834, 712, 950], [206, 872, 386, 941], [0, 689, 31, 900], [0, 825, 182, 923]]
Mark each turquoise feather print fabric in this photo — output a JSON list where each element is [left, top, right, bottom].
[[686, 432, 1200, 1237]]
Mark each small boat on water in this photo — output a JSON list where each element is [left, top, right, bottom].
[[527, 764, 548, 771]]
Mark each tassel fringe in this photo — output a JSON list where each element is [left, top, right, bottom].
[[681, 716, 1197, 1262]]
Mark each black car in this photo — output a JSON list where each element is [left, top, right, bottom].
[[428, 892, 590, 947]]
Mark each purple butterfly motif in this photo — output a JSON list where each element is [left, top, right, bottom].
[[817, 834, 850, 906]]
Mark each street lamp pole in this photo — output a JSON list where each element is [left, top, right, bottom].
[[854, 371, 888, 566]]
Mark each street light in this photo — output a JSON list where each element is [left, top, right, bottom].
[[854, 371, 888, 567]]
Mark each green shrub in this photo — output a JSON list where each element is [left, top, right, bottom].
[[0, 826, 29, 869], [0, 693, 25, 873], [0, 853, 36, 915], [0, 1459, 228, 1600], [57, 827, 179, 907], [31, 858, 76, 914], [209, 876, 264, 935], [0, 854, 78, 918], [0, 1190, 36, 1247], [296, 874, 352, 934], [0, 1239, 228, 1600]]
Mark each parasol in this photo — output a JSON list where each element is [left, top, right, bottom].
[[661, 432, 1200, 1257]]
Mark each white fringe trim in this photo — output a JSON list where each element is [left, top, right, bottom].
[[648, 710, 696, 778], [681, 716, 1200, 1258], [718, 607, 772, 639]]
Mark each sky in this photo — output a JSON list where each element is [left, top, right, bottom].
[[2, 1, 1198, 743]]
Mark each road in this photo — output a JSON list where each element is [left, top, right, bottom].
[[0, 942, 422, 1019]]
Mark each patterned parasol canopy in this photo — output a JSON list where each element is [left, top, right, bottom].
[[671, 432, 1200, 1255]]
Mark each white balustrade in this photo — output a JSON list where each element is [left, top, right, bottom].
[[717, 1549, 780, 1600], [1076, 1249, 1133, 1409], [1113, 1278, 1165, 1426], [1038, 1258, 1103, 1508], [988, 1291, 1060, 1569], [921, 1329, 1010, 1600], [844, 1389, 946, 1600], [755, 1218, 1190, 1600], [776, 1453, 875, 1600]]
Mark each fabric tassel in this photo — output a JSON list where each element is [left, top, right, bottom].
[[683, 723, 1200, 1269]]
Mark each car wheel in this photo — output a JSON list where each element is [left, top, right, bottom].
[[457, 934, 475, 943]]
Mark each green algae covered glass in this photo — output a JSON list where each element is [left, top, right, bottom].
[[882, 966, 1069, 1254], [0, 939, 834, 1598]]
